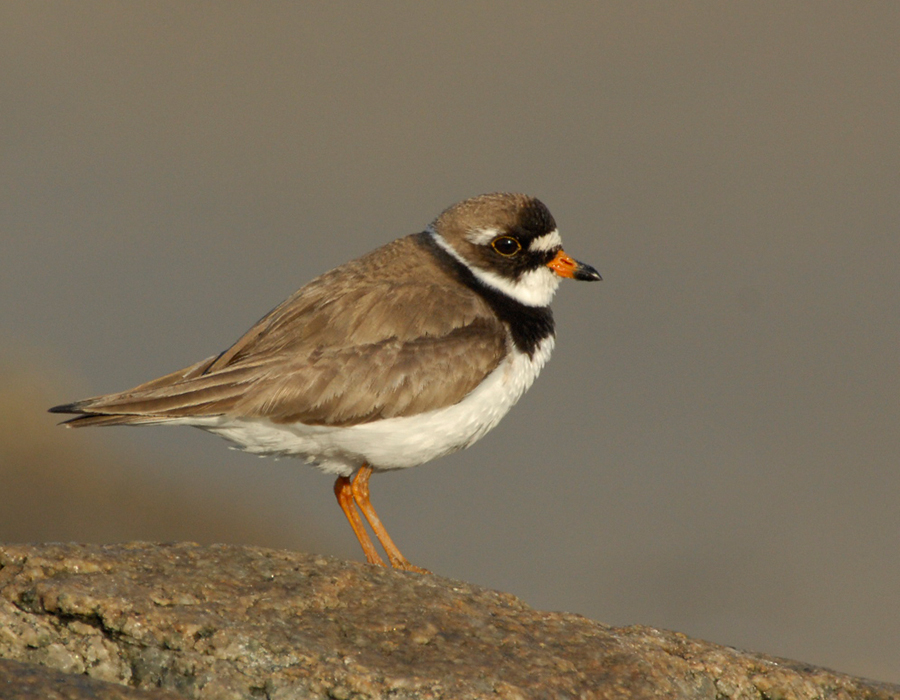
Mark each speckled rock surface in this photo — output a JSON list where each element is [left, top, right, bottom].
[[0, 657, 185, 699], [0, 543, 896, 700]]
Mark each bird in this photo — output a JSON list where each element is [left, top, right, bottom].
[[50, 193, 601, 573]]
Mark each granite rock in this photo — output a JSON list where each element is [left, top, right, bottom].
[[0, 543, 896, 700], [0, 657, 184, 699]]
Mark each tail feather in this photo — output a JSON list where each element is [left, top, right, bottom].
[[48, 355, 267, 427], [54, 413, 176, 428]]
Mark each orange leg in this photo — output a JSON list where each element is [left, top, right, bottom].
[[351, 464, 430, 574], [334, 474, 386, 567]]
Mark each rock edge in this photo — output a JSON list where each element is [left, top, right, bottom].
[[0, 542, 896, 700]]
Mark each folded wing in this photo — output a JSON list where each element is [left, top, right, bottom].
[[51, 237, 508, 428]]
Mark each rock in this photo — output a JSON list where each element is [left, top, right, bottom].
[[0, 543, 896, 700], [0, 657, 184, 699]]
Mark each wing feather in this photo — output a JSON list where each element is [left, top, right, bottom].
[[51, 234, 509, 428]]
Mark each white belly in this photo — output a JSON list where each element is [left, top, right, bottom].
[[187, 336, 554, 476]]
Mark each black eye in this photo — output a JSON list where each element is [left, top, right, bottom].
[[491, 236, 521, 257]]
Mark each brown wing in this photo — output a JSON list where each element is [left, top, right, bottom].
[[231, 314, 506, 426], [52, 235, 509, 428]]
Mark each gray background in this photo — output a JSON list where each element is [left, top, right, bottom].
[[2, 2, 898, 683]]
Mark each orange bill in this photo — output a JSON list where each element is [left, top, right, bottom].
[[546, 249, 602, 281]]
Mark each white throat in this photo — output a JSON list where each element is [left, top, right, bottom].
[[429, 230, 561, 308]]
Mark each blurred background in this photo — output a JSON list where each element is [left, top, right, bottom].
[[2, 2, 898, 683]]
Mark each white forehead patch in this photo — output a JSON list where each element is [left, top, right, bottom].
[[528, 229, 562, 253], [466, 227, 500, 246]]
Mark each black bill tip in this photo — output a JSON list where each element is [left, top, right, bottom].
[[573, 260, 602, 281]]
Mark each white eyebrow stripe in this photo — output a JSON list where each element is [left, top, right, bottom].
[[528, 229, 562, 252], [466, 227, 500, 245]]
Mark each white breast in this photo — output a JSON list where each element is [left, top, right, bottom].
[[189, 335, 555, 476]]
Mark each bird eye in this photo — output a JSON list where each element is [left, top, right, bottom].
[[491, 236, 521, 257]]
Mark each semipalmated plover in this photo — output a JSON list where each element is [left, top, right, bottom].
[[51, 193, 601, 572]]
